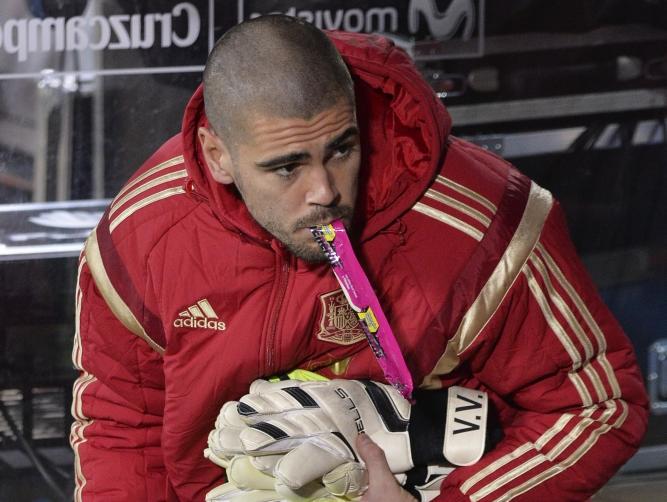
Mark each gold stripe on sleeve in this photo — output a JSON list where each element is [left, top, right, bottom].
[[109, 169, 187, 217], [535, 244, 622, 398], [491, 401, 627, 502], [470, 404, 617, 501], [71, 419, 93, 502], [112, 155, 184, 204], [523, 266, 583, 369], [460, 410, 589, 495], [109, 186, 186, 233], [460, 444, 534, 495], [567, 372, 594, 408], [72, 256, 86, 370], [524, 263, 600, 407], [413, 202, 484, 241], [598, 354, 623, 400], [425, 189, 492, 227], [71, 373, 96, 421], [436, 175, 498, 214], [461, 413, 574, 494], [84, 230, 165, 355], [529, 254, 595, 361], [583, 363, 609, 402], [70, 373, 96, 502], [421, 182, 553, 387]]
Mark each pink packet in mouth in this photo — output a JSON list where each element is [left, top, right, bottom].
[[310, 219, 413, 400]]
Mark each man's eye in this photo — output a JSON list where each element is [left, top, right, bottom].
[[332, 144, 353, 159], [274, 164, 298, 177]]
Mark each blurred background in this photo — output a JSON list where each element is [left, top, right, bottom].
[[0, 1, 665, 500]]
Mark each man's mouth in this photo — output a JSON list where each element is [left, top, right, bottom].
[[293, 206, 354, 232], [306, 221, 333, 228]]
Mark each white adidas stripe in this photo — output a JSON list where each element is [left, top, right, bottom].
[[109, 169, 187, 217], [492, 401, 628, 502], [109, 186, 186, 233], [107, 154, 187, 233], [436, 175, 497, 214], [412, 176, 498, 241], [72, 256, 86, 370], [70, 255, 96, 502], [112, 155, 184, 204], [460, 413, 576, 494], [459, 237, 626, 500], [425, 188, 492, 227], [463, 401, 623, 501], [70, 372, 96, 502], [535, 244, 622, 399], [526, 250, 616, 405], [412, 202, 484, 241]]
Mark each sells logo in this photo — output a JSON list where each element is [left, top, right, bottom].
[[317, 289, 366, 346], [238, 0, 481, 41]]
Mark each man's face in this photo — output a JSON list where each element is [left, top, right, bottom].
[[226, 101, 360, 262]]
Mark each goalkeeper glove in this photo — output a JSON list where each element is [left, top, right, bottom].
[[209, 378, 497, 492]]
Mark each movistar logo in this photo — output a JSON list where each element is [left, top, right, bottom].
[[408, 0, 475, 40], [173, 299, 226, 331], [241, 0, 478, 40]]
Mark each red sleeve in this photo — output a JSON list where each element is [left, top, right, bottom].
[[436, 200, 648, 501], [71, 258, 166, 501]]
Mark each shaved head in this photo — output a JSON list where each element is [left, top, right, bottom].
[[203, 15, 355, 151]]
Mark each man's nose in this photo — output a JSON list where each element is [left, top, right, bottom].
[[305, 166, 339, 206]]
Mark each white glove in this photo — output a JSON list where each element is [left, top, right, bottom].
[[211, 379, 490, 493], [206, 393, 367, 501], [204, 453, 450, 502], [204, 455, 345, 501], [203, 455, 278, 502]]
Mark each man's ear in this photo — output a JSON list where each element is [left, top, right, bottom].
[[198, 127, 235, 184]]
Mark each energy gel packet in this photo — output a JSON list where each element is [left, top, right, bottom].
[[310, 219, 413, 400]]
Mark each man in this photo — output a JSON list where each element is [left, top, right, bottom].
[[71, 15, 648, 501]]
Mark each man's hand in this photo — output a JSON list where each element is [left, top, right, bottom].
[[356, 434, 416, 502]]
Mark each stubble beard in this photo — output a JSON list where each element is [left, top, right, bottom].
[[260, 205, 355, 263], [234, 170, 356, 263]]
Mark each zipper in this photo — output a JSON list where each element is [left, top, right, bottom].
[[265, 249, 290, 375]]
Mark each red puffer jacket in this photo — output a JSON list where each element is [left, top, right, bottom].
[[70, 31, 648, 501]]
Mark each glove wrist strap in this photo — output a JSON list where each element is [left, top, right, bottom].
[[408, 388, 449, 466], [409, 386, 498, 467]]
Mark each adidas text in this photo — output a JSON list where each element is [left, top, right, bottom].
[[173, 317, 226, 330]]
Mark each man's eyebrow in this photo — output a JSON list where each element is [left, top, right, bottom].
[[254, 126, 359, 169], [256, 151, 310, 169], [326, 126, 359, 151]]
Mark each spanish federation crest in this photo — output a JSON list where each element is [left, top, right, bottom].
[[317, 289, 366, 345]]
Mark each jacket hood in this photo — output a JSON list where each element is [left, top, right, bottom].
[[181, 31, 451, 242]]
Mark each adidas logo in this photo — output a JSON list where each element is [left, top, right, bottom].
[[173, 299, 227, 331]]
